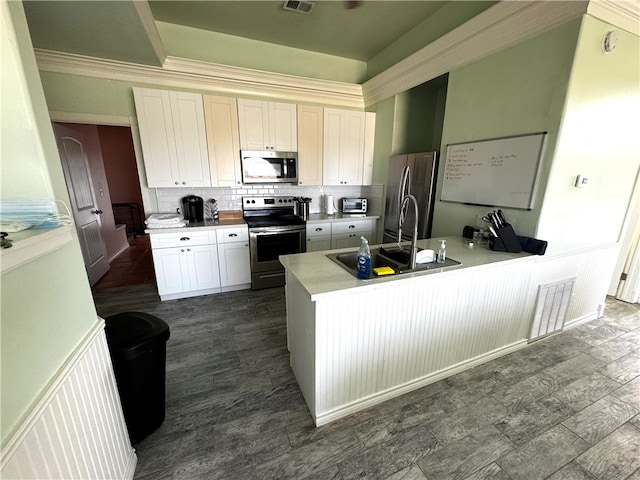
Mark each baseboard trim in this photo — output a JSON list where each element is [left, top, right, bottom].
[[314, 339, 528, 427]]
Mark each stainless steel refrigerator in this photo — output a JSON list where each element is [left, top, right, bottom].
[[383, 152, 438, 243]]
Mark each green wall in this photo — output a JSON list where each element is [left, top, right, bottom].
[[432, 18, 582, 240], [366, 1, 496, 79], [537, 16, 640, 252], [157, 21, 367, 84], [1, 1, 99, 445]]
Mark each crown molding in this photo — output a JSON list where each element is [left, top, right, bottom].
[[34, 50, 364, 109], [587, 0, 640, 35], [132, 0, 167, 66], [362, 1, 589, 107]]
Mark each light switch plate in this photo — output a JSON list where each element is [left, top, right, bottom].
[[575, 174, 589, 188]]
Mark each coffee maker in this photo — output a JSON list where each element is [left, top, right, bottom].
[[181, 195, 204, 223]]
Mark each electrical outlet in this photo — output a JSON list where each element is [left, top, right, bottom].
[[476, 214, 485, 227]]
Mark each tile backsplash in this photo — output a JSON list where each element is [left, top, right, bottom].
[[154, 184, 384, 217]]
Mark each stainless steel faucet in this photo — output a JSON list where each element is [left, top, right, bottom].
[[397, 193, 419, 269]]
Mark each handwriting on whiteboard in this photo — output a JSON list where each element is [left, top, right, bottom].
[[445, 147, 520, 181]]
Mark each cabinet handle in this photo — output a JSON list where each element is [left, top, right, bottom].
[[181, 248, 185, 252], [348, 225, 355, 229], [228, 233, 238, 237], [175, 181, 179, 185], [182, 181, 186, 185], [315, 228, 323, 232], [187, 248, 191, 252], [180, 237, 190, 241]]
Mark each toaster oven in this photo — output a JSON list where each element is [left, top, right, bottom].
[[341, 198, 368, 213]]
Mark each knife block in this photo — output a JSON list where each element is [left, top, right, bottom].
[[489, 224, 522, 253]]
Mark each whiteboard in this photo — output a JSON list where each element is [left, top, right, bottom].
[[441, 132, 546, 209]]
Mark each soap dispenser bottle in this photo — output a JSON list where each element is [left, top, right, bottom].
[[356, 236, 371, 279], [437, 240, 446, 264]]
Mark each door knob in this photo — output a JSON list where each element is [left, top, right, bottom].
[[92, 209, 103, 215]]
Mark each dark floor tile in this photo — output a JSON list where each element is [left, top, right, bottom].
[[168, 428, 292, 480], [611, 376, 640, 410], [576, 423, 640, 480], [462, 462, 512, 480], [243, 429, 363, 480], [429, 396, 508, 445], [383, 465, 427, 480], [568, 323, 629, 346], [417, 425, 514, 480], [338, 423, 440, 480], [497, 424, 589, 480], [562, 395, 638, 444], [599, 350, 640, 384], [494, 395, 576, 446], [552, 371, 622, 411], [585, 336, 640, 363], [543, 461, 598, 480]]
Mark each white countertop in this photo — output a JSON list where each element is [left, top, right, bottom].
[[280, 236, 534, 299], [145, 218, 246, 234], [305, 213, 380, 223]]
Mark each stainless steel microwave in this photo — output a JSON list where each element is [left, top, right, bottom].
[[341, 198, 368, 213], [240, 150, 298, 184]]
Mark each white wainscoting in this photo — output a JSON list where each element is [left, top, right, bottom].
[[1, 321, 136, 480]]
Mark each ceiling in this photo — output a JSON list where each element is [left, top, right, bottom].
[[23, 0, 468, 66]]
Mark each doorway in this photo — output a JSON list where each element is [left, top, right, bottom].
[[54, 122, 151, 288]]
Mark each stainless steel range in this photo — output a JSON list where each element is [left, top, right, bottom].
[[243, 196, 306, 290]]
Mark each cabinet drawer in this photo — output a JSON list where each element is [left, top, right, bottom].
[[306, 223, 332, 238], [331, 220, 373, 235], [150, 231, 214, 248], [216, 226, 249, 243]]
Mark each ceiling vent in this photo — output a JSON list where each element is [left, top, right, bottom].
[[283, 0, 315, 14]]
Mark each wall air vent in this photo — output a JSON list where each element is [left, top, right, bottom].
[[283, 0, 315, 14]]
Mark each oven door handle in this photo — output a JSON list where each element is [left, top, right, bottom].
[[251, 227, 305, 234]]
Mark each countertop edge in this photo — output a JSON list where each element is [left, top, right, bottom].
[[281, 236, 536, 300], [145, 218, 246, 233]]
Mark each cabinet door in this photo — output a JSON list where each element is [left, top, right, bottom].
[[218, 242, 251, 287], [339, 110, 366, 185], [152, 247, 191, 295], [362, 112, 376, 186], [323, 108, 365, 186], [204, 95, 242, 187], [133, 88, 180, 188], [270, 102, 297, 151], [188, 244, 221, 290], [307, 236, 332, 252], [170, 92, 211, 187], [237, 99, 270, 150], [331, 233, 362, 250], [297, 105, 323, 185]]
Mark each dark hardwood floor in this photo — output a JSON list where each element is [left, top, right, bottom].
[[91, 259, 640, 480], [92, 235, 155, 291]]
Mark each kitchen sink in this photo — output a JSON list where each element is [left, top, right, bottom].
[[326, 247, 461, 280]]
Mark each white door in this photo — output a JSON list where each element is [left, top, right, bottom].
[[54, 123, 109, 285]]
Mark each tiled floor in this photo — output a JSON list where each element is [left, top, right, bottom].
[[92, 281, 640, 480], [92, 235, 155, 291]]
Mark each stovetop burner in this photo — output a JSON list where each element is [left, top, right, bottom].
[[242, 196, 305, 229]]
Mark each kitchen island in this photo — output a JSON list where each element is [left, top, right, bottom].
[[280, 236, 614, 426]]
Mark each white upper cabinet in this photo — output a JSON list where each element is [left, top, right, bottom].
[[203, 95, 242, 187], [134, 87, 211, 188], [296, 105, 323, 186], [323, 108, 376, 186], [237, 99, 297, 151]]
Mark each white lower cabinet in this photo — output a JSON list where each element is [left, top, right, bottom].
[[216, 227, 251, 290], [331, 219, 375, 250], [306, 222, 332, 252], [151, 231, 220, 300]]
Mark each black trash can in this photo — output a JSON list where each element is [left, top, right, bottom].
[[104, 312, 170, 444]]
